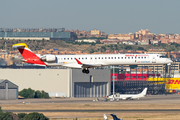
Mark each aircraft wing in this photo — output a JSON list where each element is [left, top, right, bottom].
[[75, 58, 102, 68]]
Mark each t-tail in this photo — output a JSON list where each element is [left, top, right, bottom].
[[12, 43, 46, 66]]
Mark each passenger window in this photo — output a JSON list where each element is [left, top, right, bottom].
[[99, 57, 100, 59], [95, 57, 97, 59], [132, 57, 133, 59], [67, 58, 69, 60], [144, 57, 146, 59], [114, 57, 116, 59], [105, 57, 107, 59], [102, 57, 103, 59], [79, 58, 80, 60], [111, 57, 113, 59], [135, 57, 137, 59], [121, 57, 123, 59], [128, 57, 130, 59], [138, 57, 140, 59], [141, 57, 143, 59], [64, 58, 66, 60], [85, 57, 87, 59], [125, 57, 126, 59], [108, 57, 110, 59], [71, 58, 73, 60], [118, 57, 120, 59], [91, 57, 92, 59]]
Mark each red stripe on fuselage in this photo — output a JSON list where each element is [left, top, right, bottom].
[[18, 48, 46, 65]]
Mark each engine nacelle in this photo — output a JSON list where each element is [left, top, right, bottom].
[[40, 55, 56, 62]]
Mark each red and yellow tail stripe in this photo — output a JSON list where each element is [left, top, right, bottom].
[[12, 43, 46, 66]]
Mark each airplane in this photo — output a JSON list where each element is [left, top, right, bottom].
[[104, 114, 123, 120], [108, 88, 147, 100], [12, 43, 173, 74]]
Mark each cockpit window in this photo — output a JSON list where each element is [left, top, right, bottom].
[[160, 56, 167, 58]]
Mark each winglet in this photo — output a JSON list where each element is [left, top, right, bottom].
[[75, 58, 82, 65]]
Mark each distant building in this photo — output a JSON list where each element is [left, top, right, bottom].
[[0, 28, 74, 41], [108, 33, 133, 40], [90, 29, 100, 35], [75, 39, 97, 43]]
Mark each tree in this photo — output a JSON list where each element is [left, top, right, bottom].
[[137, 46, 145, 50], [0, 112, 13, 120], [23, 112, 49, 120], [0, 107, 2, 113], [19, 88, 49, 98], [19, 88, 35, 98], [101, 46, 106, 52], [124, 45, 132, 50], [18, 113, 27, 120]]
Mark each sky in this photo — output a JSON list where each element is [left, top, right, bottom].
[[0, 0, 180, 35]]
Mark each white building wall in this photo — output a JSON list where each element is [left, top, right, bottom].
[[0, 69, 71, 97]]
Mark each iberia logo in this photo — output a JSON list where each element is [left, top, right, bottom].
[[168, 80, 180, 84]]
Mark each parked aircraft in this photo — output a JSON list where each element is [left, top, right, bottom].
[[12, 43, 172, 74], [104, 114, 123, 120], [108, 88, 147, 100]]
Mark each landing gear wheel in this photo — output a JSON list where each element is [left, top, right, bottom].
[[82, 69, 90, 74], [85, 69, 89, 74], [82, 69, 86, 73]]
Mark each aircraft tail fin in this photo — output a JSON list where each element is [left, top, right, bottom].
[[110, 114, 119, 120], [140, 88, 148, 96], [104, 114, 108, 120], [12, 43, 46, 65]]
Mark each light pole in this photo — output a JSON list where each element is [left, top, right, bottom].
[[113, 65, 115, 100]]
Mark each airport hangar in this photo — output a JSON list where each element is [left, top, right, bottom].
[[0, 69, 111, 97]]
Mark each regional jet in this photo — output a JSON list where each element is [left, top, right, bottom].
[[108, 88, 147, 100], [12, 43, 172, 74]]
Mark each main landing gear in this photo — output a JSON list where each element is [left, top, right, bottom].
[[82, 68, 90, 74]]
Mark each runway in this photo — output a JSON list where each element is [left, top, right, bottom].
[[3, 109, 180, 113], [0, 94, 180, 104]]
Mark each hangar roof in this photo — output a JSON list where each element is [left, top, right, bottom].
[[0, 79, 18, 89]]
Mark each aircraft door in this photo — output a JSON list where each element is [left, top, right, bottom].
[[90, 57, 94, 64], [152, 57, 156, 63]]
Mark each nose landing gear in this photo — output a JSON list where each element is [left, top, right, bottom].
[[82, 68, 89, 74]]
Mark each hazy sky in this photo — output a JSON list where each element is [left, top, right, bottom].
[[0, 0, 180, 34]]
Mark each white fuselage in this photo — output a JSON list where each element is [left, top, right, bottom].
[[44, 54, 172, 68]]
